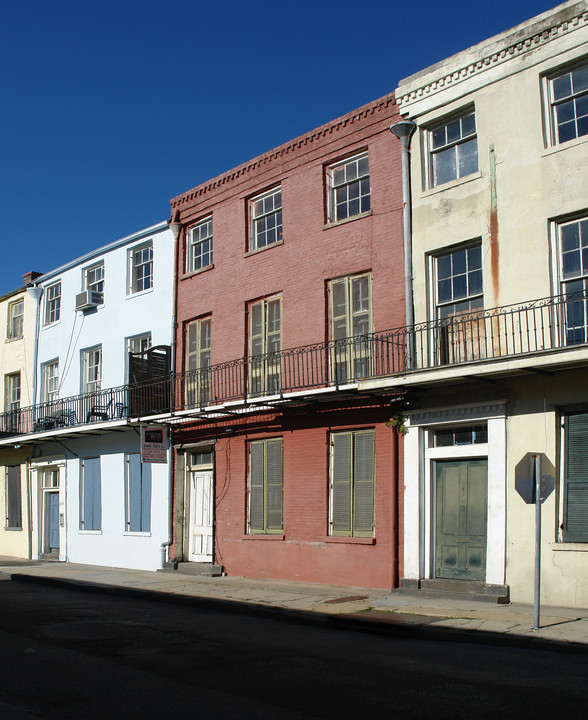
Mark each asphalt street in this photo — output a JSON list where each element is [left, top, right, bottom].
[[1, 576, 587, 719]]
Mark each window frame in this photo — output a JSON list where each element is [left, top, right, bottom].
[[556, 216, 588, 346], [426, 108, 478, 188], [128, 241, 153, 294], [249, 296, 281, 396], [44, 282, 61, 325], [327, 151, 371, 223], [83, 261, 105, 294], [124, 454, 151, 533], [5, 465, 22, 530], [329, 273, 373, 383], [5, 372, 21, 412], [187, 217, 213, 273], [42, 360, 59, 403], [185, 316, 212, 408], [248, 437, 283, 535], [249, 186, 283, 252], [544, 59, 588, 147], [7, 298, 24, 340], [329, 429, 375, 538], [80, 457, 101, 531], [81, 345, 102, 395]]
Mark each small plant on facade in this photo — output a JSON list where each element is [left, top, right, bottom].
[[387, 412, 408, 435]]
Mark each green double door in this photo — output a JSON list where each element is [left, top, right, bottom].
[[435, 459, 487, 580]]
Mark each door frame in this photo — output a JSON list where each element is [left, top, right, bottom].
[[402, 403, 506, 587], [181, 444, 215, 563], [188, 469, 214, 562], [29, 457, 66, 561]]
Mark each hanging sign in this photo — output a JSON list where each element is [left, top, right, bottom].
[[140, 425, 168, 464]]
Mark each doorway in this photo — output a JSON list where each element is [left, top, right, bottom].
[[188, 470, 213, 562], [435, 459, 487, 580]]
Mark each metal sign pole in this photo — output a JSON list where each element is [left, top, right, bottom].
[[533, 454, 541, 630]]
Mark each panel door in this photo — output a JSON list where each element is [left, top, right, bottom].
[[435, 460, 487, 580], [188, 471, 213, 562]]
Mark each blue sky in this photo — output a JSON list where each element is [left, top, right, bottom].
[[0, 0, 557, 294]]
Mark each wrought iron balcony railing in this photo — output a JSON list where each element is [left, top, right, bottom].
[[1, 290, 586, 439]]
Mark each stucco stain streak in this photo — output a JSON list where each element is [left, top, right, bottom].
[[490, 145, 499, 304]]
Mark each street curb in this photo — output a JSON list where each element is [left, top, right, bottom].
[[8, 572, 588, 655]]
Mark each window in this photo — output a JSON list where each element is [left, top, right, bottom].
[[129, 242, 153, 294], [44, 282, 61, 325], [82, 346, 102, 394], [330, 430, 375, 537], [185, 317, 212, 407], [429, 110, 478, 187], [127, 333, 152, 356], [83, 262, 104, 293], [250, 187, 282, 250], [328, 152, 370, 222], [432, 424, 488, 447], [249, 297, 281, 396], [548, 61, 588, 145], [435, 244, 484, 363], [7, 298, 23, 340], [80, 457, 101, 531], [329, 274, 372, 383], [42, 360, 59, 403], [5, 466, 22, 529], [5, 373, 20, 412], [187, 217, 213, 272], [248, 438, 283, 534], [562, 412, 588, 542], [125, 454, 151, 532], [558, 217, 588, 345]]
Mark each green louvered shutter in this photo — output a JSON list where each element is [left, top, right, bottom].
[[563, 412, 588, 542], [265, 439, 283, 531], [6, 466, 22, 529], [249, 442, 265, 532], [353, 431, 375, 536], [332, 433, 352, 535]]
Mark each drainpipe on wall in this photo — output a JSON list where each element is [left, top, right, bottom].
[[389, 121, 417, 368]]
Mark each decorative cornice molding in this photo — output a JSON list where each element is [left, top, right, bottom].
[[171, 93, 396, 210], [396, 6, 588, 109], [408, 402, 507, 426]]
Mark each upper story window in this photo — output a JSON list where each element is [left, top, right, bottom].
[[127, 333, 152, 356], [44, 282, 61, 325], [327, 152, 370, 222], [42, 360, 59, 403], [187, 218, 213, 272], [435, 244, 483, 320], [558, 216, 588, 345], [5, 373, 21, 412], [250, 187, 282, 251], [82, 346, 102, 394], [129, 242, 153, 294], [83, 262, 104, 293], [7, 298, 24, 340], [185, 317, 212, 408], [548, 61, 588, 145], [329, 273, 372, 383], [429, 110, 478, 187], [249, 297, 281, 396]]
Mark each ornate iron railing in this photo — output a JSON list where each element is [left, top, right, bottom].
[[1, 291, 586, 438]]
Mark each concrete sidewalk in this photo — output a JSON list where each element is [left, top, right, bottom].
[[1, 557, 587, 653]]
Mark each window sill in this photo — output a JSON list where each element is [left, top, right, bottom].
[[323, 536, 375, 545], [541, 133, 588, 157], [41, 320, 61, 330], [126, 287, 154, 299], [123, 531, 152, 537], [181, 264, 214, 280], [5, 337, 23, 343], [551, 542, 588, 552], [4, 526, 22, 532], [421, 171, 482, 197], [241, 533, 285, 540], [244, 239, 284, 257], [322, 210, 371, 230], [79, 530, 103, 535]]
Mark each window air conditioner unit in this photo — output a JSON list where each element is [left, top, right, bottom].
[[75, 290, 104, 311]]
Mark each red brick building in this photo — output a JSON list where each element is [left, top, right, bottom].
[[168, 92, 407, 589]]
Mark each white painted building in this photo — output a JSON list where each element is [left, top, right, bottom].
[[0, 222, 175, 570], [388, 1, 588, 607]]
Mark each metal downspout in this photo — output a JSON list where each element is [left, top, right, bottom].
[[390, 121, 417, 368]]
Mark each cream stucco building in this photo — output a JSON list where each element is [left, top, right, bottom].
[[388, 1, 588, 607]]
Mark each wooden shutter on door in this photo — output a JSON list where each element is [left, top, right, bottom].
[[265, 439, 283, 531], [332, 433, 351, 534], [249, 442, 264, 532], [564, 412, 588, 542], [353, 431, 375, 536], [6, 466, 21, 528], [83, 458, 101, 531]]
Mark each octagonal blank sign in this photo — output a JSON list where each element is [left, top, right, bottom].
[[515, 452, 555, 504]]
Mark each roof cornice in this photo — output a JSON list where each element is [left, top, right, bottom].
[[170, 93, 396, 209], [396, 2, 588, 111]]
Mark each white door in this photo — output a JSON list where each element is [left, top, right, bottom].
[[189, 471, 213, 562]]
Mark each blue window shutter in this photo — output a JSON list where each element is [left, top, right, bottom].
[[128, 454, 142, 532], [83, 458, 101, 530]]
